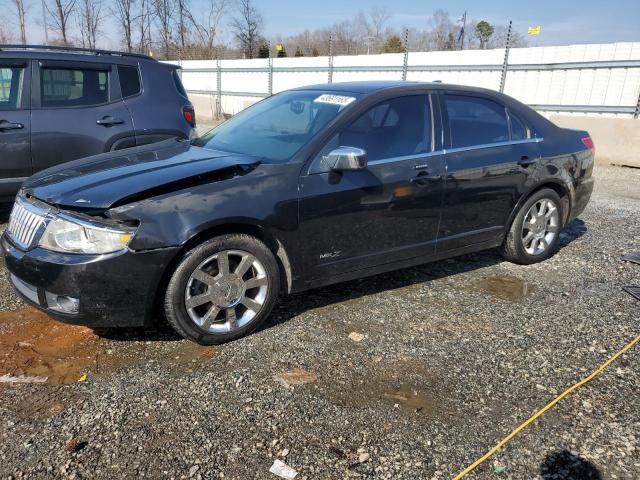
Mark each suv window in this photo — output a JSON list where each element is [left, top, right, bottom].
[[510, 111, 529, 140], [0, 66, 24, 110], [118, 65, 141, 98], [310, 95, 432, 173], [41, 67, 108, 108], [445, 95, 509, 148]]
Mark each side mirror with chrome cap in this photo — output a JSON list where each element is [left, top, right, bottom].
[[327, 147, 368, 171]]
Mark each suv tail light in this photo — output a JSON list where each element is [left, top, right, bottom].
[[183, 106, 196, 128], [581, 136, 595, 157]]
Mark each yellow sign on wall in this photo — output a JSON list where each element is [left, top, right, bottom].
[[528, 26, 541, 35]]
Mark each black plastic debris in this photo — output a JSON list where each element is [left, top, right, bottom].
[[622, 286, 640, 301], [621, 252, 640, 265]]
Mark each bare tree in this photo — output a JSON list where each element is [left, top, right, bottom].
[[137, 0, 153, 54], [12, 0, 28, 44], [176, 0, 187, 50], [0, 24, 12, 43], [186, 0, 228, 56], [152, 0, 175, 58], [428, 9, 457, 51], [365, 7, 391, 52], [112, 0, 136, 52], [78, 0, 102, 48], [230, 0, 263, 59], [46, 0, 77, 46]]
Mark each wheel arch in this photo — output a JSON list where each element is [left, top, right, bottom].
[[151, 221, 294, 325], [184, 222, 293, 294], [504, 181, 572, 241]]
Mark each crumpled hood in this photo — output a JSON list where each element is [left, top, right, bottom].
[[22, 139, 261, 210]]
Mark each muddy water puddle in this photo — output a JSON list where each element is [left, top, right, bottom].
[[319, 357, 451, 419], [478, 275, 534, 300], [0, 308, 216, 384]]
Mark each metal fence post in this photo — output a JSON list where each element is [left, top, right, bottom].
[[268, 42, 273, 96], [402, 29, 409, 81], [328, 34, 334, 84], [216, 49, 222, 120], [499, 21, 512, 93], [634, 84, 640, 119]]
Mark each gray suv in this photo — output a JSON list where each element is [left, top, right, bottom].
[[0, 45, 195, 201]]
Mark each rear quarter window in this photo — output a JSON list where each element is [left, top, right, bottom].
[[509, 111, 530, 140], [118, 65, 141, 98], [172, 70, 188, 98]]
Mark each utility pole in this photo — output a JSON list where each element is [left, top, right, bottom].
[[41, 0, 49, 45]]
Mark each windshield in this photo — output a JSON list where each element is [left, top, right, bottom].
[[193, 90, 361, 163]]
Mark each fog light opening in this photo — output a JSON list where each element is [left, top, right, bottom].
[[45, 292, 80, 314]]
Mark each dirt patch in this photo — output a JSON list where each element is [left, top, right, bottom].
[[0, 308, 99, 384], [0, 308, 217, 384], [478, 275, 534, 300], [275, 368, 318, 387]]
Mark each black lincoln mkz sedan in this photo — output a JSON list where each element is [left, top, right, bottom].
[[3, 81, 594, 344]]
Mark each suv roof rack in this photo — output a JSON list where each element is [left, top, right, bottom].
[[0, 44, 156, 61]]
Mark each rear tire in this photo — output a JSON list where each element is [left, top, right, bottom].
[[164, 234, 280, 345], [500, 188, 563, 265]]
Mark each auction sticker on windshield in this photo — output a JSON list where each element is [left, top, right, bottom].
[[314, 94, 356, 108]]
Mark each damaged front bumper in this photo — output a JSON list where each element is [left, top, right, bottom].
[[2, 233, 179, 328]]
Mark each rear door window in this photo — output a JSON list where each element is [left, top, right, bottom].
[[0, 66, 25, 110], [445, 94, 509, 148], [41, 66, 108, 108], [118, 65, 141, 98]]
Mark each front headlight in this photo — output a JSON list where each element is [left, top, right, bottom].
[[39, 215, 135, 254]]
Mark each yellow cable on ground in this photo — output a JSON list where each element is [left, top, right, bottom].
[[453, 333, 640, 480]]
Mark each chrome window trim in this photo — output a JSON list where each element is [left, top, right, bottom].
[[367, 138, 543, 166], [0, 177, 28, 184], [368, 150, 444, 166], [444, 137, 543, 155]]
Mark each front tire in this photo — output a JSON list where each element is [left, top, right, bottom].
[[500, 188, 563, 265], [164, 234, 280, 345]]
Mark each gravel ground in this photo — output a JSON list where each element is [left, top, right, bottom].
[[0, 164, 638, 479]]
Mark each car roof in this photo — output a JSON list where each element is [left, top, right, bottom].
[[0, 44, 161, 67], [293, 80, 506, 98]]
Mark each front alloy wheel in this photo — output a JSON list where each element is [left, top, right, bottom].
[[185, 250, 269, 333], [165, 234, 280, 345]]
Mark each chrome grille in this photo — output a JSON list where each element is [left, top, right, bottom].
[[7, 198, 47, 249]]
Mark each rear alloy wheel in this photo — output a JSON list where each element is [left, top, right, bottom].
[[500, 188, 564, 265], [165, 234, 280, 344], [521, 198, 560, 256]]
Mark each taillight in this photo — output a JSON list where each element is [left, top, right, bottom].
[[581, 136, 595, 157], [183, 106, 196, 128]]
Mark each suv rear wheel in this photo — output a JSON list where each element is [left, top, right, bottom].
[[500, 188, 563, 265], [164, 234, 280, 345]]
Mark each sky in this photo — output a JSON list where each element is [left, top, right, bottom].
[[18, 0, 640, 50]]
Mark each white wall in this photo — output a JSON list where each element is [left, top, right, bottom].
[[169, 42, 640, 120]]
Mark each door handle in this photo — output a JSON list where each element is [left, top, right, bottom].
[[518, 155, 537, 167], [410, 170, 441, 187], [0, 121, 24, 131], [96, 116, 124, 126]]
